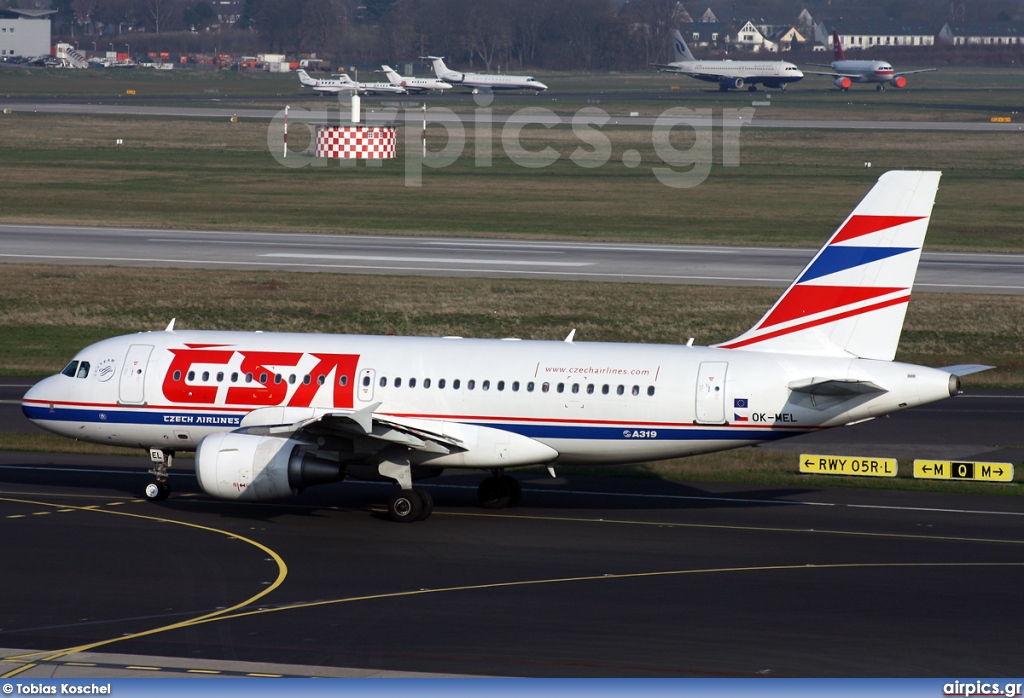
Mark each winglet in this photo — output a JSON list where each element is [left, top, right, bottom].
[[165, 318, 176, 332], [564, 329, 576, 343]]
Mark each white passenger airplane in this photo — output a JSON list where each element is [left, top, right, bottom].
[[296, 69, 406, 95], [422, 56, 548, 94], [22, 171, 989, 523], [380, 65, 452, 93], [653, 30, 804, 91], [805, 31, 937, 91]]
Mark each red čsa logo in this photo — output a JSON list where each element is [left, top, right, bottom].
[[162, 346, 359, 408]]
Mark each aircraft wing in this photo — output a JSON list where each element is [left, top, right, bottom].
[[237, 404, 463, 456], [650, 63, 685, 72], [802, 70, 860, 78], [894, 68, 937, 77]]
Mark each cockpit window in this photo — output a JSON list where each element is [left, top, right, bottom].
[[77, 361, 91, 379], [61, 361, 79, 378]]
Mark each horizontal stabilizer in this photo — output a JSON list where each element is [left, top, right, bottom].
[[788, 377, 887, 396], [940, 364, 995, 376]]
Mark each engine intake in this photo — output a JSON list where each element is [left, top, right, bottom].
[[834, 76, 852, 90], [722, 77, 745, 90], [195, 432, 342, 501]]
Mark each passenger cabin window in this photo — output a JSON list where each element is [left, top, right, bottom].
[[289, 374, 296, 384], [497, 381, 504, 391], [482, 380, 490, 391], [527, 382, 534, 392], [246, 372, 253, 383], [202, 371, 210, 382], [453, 379, 461, 389], [424, 378, 431, 388], [231, 372, 239, 383], [467, 379, 476, 390], [512, 381, 519, 391], [188, 371, 196, 382], [380, 376, 387, 387], [438, 378, 446, 389], [274, 374, 282, 384], [61, 361, 79, 378], [217, 372, 224, 382], [632, 385, 640, 396], [587, 384, 594, 394], [394, 377, 402, 388], [303, 375, 311, 385], [602, 384, 609, 394], [572, 384, 580, 394], [317, 375, 325, 385], [173, 370, 182, 381], [617, 385, 625, 395], [362, 375, 371, 387], [541, 382, 550, 393], [340, 375, 348, 387], [260, 373, 268, 384], [409, 378, 416, 388], [648, 386, 656, 396]]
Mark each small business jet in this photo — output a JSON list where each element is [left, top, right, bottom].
[[296, 69, 406, 95], [653, 30, 804, 91], [805, 31, 937, 91], [422, 56, 548, 94], [381, 65, 452, 93], [23, 171, 989, 523]]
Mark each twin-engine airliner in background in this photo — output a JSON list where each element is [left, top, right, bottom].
[[380, 65, 452, 93], [296, 69, 406, 95], [423, 56, 548, 94], [653, 30, 804, 91], [22, 171, 989, 523], [805, 31, 937, 91]]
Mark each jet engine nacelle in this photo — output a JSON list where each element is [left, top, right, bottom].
[[834, 76, 852, 90], [447, 72, 465, 83], [195, 432, 343, 501], [890, 76, 907, 88], [722, 77, 744, 90]]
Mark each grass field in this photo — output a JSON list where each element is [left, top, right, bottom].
[[2, 264, 1020, 386], [1, 112, 1022, 249]]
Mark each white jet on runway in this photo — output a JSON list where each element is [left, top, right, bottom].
[[804, 31, 937, 91], [422, 56, 547, 94], [381, 65, 451, 93], [297, 69, 406, 95], [23, 171, 990, 522], [653, 30, 804, 91]]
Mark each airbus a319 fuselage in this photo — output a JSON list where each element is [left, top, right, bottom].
[[23, 171, 985, 522]]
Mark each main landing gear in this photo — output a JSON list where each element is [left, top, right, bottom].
[[144, 448, 173, 501], [477, 471, 522, 510], [876, 84, 885, 92], [379, 457, 434, 523]]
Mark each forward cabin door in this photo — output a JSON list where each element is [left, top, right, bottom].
[[695, 361, 728, 424], [357, 368, 376, 402], [119, 344, 153, 405]]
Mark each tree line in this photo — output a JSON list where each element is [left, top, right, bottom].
[[16, 0, 1024, 68]]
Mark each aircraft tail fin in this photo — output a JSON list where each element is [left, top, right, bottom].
[[671, 30, 696, 62], [296, 69, 315, 86], [423, 56, 449, 76], [381, 65, 401, 84], [832, 30, 847, 61], [717, 171, 942, 361]]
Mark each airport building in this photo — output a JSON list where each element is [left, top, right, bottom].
[[0, 7, 53, 59], [938, 23, 1024, 46]]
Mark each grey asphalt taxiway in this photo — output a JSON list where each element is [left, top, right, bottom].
[[3, 380, 1024, 678], [4, 224, 1024, 294]]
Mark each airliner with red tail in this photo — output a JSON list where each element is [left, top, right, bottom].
[[22, 171, 988, 522], [805, 31, 936, 91]]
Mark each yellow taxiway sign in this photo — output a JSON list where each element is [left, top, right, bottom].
[[913, 460, 1014, 482], [800, 454, 898, 478]]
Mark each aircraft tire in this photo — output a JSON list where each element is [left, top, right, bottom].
[[876, 84, 885, 92], [415, 489, 434, 521], [477, 476, 511, 509], [501, 476, 522, 508], [144, 480, 170, 501], [387, 489, 423, 523]]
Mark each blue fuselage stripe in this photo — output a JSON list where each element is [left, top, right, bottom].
[[23, 405, 806, 442]]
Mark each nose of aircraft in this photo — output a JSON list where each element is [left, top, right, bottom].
[[532, 80, 548, 91], [20, 375, 54, 425]]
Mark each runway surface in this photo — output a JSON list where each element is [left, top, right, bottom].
[[2, 99, 1021, 132], [3, 224, 1024, 294], [3, 381, 1024, 677]]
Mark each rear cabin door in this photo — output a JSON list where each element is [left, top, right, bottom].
[[695, 361, 728, 424], [119, 344, 153, 405]]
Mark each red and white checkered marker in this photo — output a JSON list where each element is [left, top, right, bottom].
[[315, 126, 397, 159]]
